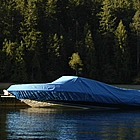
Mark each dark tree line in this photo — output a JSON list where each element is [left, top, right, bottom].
[[0, 0, 140, 84]]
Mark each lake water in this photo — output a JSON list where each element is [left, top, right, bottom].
[[1, 107, 140, 140]]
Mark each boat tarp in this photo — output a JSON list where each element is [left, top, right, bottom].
[[7, 76, 140, 106]]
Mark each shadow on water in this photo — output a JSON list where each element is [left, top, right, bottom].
[[1, 107, 140, 140]]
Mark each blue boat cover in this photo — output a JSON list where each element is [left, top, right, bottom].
[[7, 76, 140, 106]]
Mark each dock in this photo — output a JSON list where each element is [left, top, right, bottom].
[[0, 83, 28, 107], [0, 95, 29, 107]]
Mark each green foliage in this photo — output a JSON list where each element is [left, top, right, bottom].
[[115, 20, 127, 52], [83, 29, 97, 79], [69, 52, 83, 75], [0, 0, 140, 84], [131, 10, 140, 33], [2, 39, 28, 82], [130, 10, 140, 77], [114, 20, 131, 83], [98, 0, 116, 34]]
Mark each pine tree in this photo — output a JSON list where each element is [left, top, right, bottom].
[[2, 39, 17, 82], [19, 0, 42, 82], [132, 0, 140, 10], [112, 0, 135, 31], [0, 0, 20, 46], [84, 28, 97, 79], [14, 40, 28, 82], [99, 0, 116, 34], [98, 0, 116, 83], [114, 20, 130, 83], [46, 33, 64, 80], [131, 10, 140, 73]]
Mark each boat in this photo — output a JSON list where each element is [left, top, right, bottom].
[[3, 76, 140, 109]]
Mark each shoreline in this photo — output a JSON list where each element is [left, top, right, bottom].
[[113, 85, 140, 90]]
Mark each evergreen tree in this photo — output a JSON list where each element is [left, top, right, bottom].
[[19, 0, 42, 82], [132, 0, 140, 10], [131, 10, 140, 73], [130, 9, 140, 83], [0, 0, 139, 83], [114, 20, 130, 83], [98, 0, 116, 83], [46, 33, 64, 80], [112, 0, 135, 31], [83, 28, 97, 79], [0, 0, 20, 46], [99, 0, 116, 34], [14, 40, 28, 82], [0, 49, 5, 81], [2, 39, 17, 82]]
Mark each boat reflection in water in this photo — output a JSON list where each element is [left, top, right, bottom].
[[5, 107, 140, 140]]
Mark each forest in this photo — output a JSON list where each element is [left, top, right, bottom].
[[0, 0, 140, 84]]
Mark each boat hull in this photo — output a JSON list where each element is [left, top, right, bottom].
[[19, 99, 140, 110], [19, 99, 91, 109]]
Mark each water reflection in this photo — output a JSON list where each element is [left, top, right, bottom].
[[2, 107, 140, 139]]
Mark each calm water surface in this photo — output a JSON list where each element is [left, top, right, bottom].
[[0, 107, 140, 140]]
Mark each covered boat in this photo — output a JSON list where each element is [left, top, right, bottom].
[[3, 76, 140, 109]]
